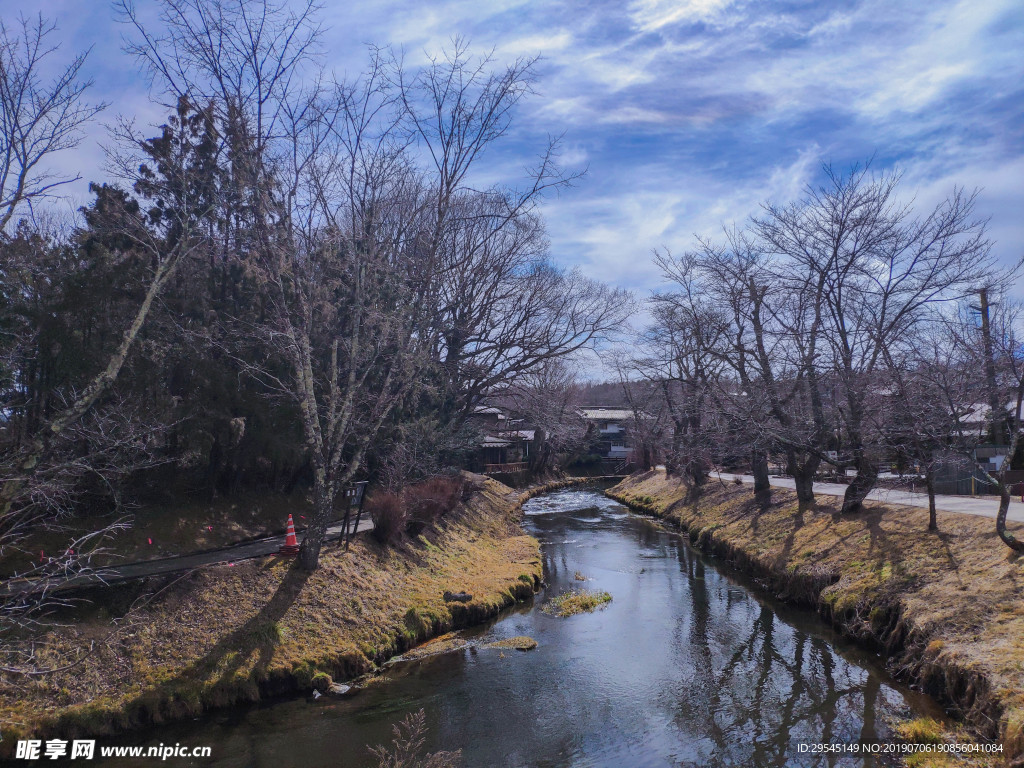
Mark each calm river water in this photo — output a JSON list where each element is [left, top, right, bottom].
[[97, 487, 941, 767]]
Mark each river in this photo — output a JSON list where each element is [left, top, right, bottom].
[[98, 486, 941, 767]]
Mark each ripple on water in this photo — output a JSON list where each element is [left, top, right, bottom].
[[523, 488, 626, 516]]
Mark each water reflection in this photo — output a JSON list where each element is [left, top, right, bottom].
[[97, 488, 939, 768]]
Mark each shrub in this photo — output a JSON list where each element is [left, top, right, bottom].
[[370, 709, 461, 768], [369, 490, 407, 545], [404, 476, 463, 536], [567, 453, 602, 468]]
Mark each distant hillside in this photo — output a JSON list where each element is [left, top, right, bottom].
[[576, 381, 628, 406]]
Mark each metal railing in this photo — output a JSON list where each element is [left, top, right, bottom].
[[484, 462, 529, 474]]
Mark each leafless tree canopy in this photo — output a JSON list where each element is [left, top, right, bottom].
[[0, 14, 105, 231], [636, 163, 1020, 547]]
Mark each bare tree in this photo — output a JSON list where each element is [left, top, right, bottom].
[[118, 1, 609, 570], [686, 233, 822, 501], [879, 328, 978, 531], [394, 43, 632, 426], [641, 252, 729, 488], [503, 359, 589, 476], [755, 165, 994, 513], [653, 230, 839, 507], [957, 294, 1024, 551], [0, 14, 105, 231], [272, 77, 435, 570], [650, 165, 996, 516]]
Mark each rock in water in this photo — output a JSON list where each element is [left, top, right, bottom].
[[328, 683, 353, 697]]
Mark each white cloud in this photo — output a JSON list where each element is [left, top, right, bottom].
[[540, 148, 823, 294], [628, 0, 735, 32], [598, 105, 672, 124], [854, 0, 1008, 117], [739, 0, 1021, 126], [495, 31, 574, 57], [574, 46, 661, 92]]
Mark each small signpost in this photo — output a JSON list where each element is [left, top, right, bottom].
[[340, 481, 368, 550]]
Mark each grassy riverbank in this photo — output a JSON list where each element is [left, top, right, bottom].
[[608, 470, 1024, 765], [0, 474, 541, 747]]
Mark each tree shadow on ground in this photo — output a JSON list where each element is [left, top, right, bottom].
[[142, 561, 312, 708]]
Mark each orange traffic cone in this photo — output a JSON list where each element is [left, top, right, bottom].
[[278, 514, 300, 556]]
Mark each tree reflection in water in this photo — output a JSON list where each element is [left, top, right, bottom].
[[674, 540, 889, 766]]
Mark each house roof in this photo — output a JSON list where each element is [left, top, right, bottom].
[[959, 402, 1022, 425], [480, 435, 511, 447], [472, 405, 506, 418], [579, 407, 634, 421]]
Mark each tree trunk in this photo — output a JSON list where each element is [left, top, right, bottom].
[[686, 455, 708, 488], [529, 428, 552, 475], [298, 484, 332, 571], [640, 443, 654, 472], [792, 469, 815, 508], [996, 484, 1024, 552], [788, 450, 818, 509], [925, 467, 938, 532], [751, 449, 770, 495], [665, 426, 684, 478], [841, 455, 879, 514], [979, 288, 1004, 446]]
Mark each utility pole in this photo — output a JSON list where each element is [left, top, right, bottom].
[[978, 288, 1003, 445]]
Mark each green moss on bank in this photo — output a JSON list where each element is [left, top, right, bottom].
[[607, 470, 1024, 762], [0, 475, 541, 748]]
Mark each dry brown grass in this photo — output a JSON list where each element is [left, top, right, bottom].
[[542, 589, 612, 617], [608, 470, 1024, 763], [0, 475, 541, 746], [398, 632, 470, 660], [484, 636, 537, 651]]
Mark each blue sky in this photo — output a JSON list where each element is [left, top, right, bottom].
[[17, 0, 1024, 296]]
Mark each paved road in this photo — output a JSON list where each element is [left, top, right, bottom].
[[714, 472, 1024, 523], [2, 516, 374, 597]]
